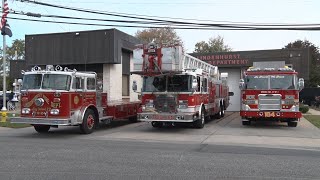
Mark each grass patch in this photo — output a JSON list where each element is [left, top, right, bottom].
[[304, 115, 320, 128], [0, 113, 30, 128], [0, 121, 30, 128]]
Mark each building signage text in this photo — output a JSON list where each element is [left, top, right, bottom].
[[195, 54, 250, 66]]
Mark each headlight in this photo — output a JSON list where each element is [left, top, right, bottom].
[[145, 99, 154, 108], [21, 108, 31, 114], [246, 95, 255, 99], [50, 109, 60, 115], [283, 99, 295, 105], [178, 100, 188, 109], [285, 95, 295, 99], [290, 105, 299, 112], [244, 99, 257, 104]]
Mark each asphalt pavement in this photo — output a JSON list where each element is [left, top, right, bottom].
[[0, 112, 319, 179], [0, 135, 320, 180]]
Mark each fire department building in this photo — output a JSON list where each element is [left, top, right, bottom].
[[190, 49, 310, 111], [10, 28, 310, 111], [10, 29, 142, 102]]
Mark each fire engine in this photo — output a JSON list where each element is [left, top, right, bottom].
[[132, 43, 231, 128], [9, 65, 140, 134], [239, 61, 304, 127]]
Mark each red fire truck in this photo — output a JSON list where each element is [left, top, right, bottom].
[[9, 65, 140, 134], [239, 61, 304, 127], [132, 43, 231, 128]]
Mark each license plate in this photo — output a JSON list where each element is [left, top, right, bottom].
[[264, 112, 276, 117]]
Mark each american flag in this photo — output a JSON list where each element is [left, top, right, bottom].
[[1, 0, 9, 29], [1, 0, 12, 37]]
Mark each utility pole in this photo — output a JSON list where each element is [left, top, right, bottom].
[[1, 0, 7, 112]]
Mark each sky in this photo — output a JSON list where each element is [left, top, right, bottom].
[[4, 0, 320, 53]]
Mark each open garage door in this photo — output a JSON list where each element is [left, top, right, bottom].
[[220, 68, 241, 111]]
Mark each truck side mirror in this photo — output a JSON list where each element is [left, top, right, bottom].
[[239, 79, 245, 90], [132, 80, 137, 92], [96, 81, 103, 91], [192, 79, 198, 91], [298, 78, 304, 91], [229, 92, 234, 96]]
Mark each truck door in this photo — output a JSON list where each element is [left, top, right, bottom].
[[83, 77, 96, 106], [71, 76, 84, 110]]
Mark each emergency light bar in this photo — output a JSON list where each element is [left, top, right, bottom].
[[30, 65, 75, 72], [247, 67, 294, 72]]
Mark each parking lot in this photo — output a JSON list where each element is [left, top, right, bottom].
[[2, 112, 320, 150]]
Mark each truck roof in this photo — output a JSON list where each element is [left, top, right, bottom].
[[23, 65, 96, 78]]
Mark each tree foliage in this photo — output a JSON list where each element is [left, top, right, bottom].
[[284, 40, 320, 87], [0, 39, 25, 60], [135, 27, 183, 46], [194, 35, 232, 53], [0, 39, 25, 90], [7, 39, 25, 60]]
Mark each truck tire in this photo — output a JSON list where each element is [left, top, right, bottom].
[[151, 121, 163, 128], [194, 107, 205, 129], [80, 109, 96, 134], [221, 105, 225, 117], [34, 125, 50, 133], [242, 120, 251, 126], [216, 106, 222, 119], [288, 121, 298, 127]]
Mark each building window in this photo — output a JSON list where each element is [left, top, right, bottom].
[[122, 75, 129, 96]]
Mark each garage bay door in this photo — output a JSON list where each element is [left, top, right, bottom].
[[220, 68, 241, 111]]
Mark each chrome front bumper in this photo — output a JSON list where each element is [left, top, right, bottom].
[[9, 117, 73, 126], [138, 112, 196, 123]]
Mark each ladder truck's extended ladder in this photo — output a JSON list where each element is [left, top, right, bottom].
[[182, 54, 219, 78]]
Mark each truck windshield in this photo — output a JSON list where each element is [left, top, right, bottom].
[[143, 75, 192, 92], [270, 75, 295, 90], [246, 75, 269, 89], [167, 75, 192, 92], [246, 74, 296, 90], [21, 74, 71, 90], [21, 74, 42, 90], [42, 74, 71, 90]]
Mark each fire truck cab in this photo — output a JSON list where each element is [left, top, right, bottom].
[[10, 65, 140, 134], [132, 43, 230, 128], [239, 61, 304, 127]]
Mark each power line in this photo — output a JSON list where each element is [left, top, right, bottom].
[[9, 7, 320, 30], [7, 17, 252, 30], [8, 16, 320, 31], [17, 0, 320, 26]]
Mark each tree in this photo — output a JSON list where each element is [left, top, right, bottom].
[[0, 39, 25, 90], [135, 27, 183, 46], [284, 40, 320, 87], [7, 39, 25, 60], [194, 35, 232, 53]]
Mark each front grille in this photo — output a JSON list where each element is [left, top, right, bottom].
[[154, 94, 177, 113], [258, 94, 281, 110]]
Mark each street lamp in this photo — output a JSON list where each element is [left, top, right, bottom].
[[17, 79, 22, 95], [11, 82, 18, 102]]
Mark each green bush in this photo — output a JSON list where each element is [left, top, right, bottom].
[[299, 105, 309, 113]]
